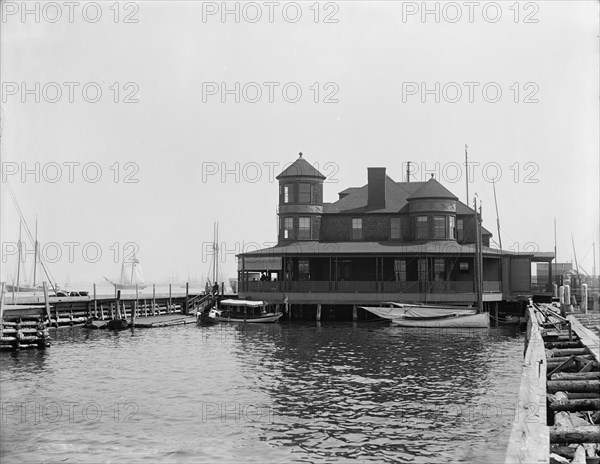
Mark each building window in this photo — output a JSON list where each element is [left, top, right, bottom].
[[449, 216, 455, 239], [298, 217, 311, 239], [416, 216, 428, 239], [352, 218, 363, 240], [283, 184, 293, 204], [433, 258, 445, 281], [298, 259, 310, 280], [418, 258, 427, 281], [391, 217, 401, 240], [283, 217, 293, 239], [459, 261, 469, 272], [298, 183, 312, 203], [433, 216, 446, 239], [394, 259, 406, 281], [457, 219, 464, 241]]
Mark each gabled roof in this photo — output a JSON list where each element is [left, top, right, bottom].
[[407, 177, 458, 201], [276, 153, 326, 180]]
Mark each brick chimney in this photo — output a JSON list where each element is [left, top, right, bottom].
[[367, 167, 386, 209]]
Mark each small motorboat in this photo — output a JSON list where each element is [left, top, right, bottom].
[[216, 299, 283, 323]]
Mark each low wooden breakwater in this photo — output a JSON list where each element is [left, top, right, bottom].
[[0, 283, 215, 350], [505, 301, 600, 464]]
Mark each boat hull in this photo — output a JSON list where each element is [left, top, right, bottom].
[[217, 313, 283, 323], [361, 304, 477, 320], [392, 312, 490, 328]]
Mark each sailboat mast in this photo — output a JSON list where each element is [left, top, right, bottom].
[[33, 215, 38, 287], [571, 234, 580, 279], [554, 218, 558, 286], [464, 144, 469, 205], [16, 220, 22, 292], [492, 180, 502, 250]]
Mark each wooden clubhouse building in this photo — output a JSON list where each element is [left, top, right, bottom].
[[237, 154, 554, 320]]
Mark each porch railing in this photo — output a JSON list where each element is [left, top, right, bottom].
[[240, 280, 503, 294]]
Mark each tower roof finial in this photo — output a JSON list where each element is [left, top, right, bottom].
[[299, 152, 303, 158]]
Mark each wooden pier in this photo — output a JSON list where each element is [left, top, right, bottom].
[[0, 282, 217, 350], [506, 301, 600, 464]]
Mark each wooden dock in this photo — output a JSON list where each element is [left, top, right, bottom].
[[0, 282, 216, 349], [505, 302, 600, 464]]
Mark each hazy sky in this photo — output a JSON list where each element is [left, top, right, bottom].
[[1, 1, 598, 286]]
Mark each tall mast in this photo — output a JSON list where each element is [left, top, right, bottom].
[[594, 242, 597, 281], [492, 180, 502, 250], [33, 214, 38, 286], [465, 144, 469, 205], [571, 234, 580, 279], [554, 218, 558, 285], [16, 220, 22, 292]]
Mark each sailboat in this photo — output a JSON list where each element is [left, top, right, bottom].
[[104, 253, 147, 290], [198, 222, 222, 325], [5, 218, 44, 293], [361, 197, 490, 329]]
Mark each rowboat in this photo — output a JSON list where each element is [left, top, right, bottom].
[[215, 299, 283, 323], [360, 304, 489, 328]]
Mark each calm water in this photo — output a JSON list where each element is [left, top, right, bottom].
[[1, 322, 524, 463]]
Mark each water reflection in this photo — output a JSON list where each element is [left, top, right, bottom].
[[1, 322, 522, 463]]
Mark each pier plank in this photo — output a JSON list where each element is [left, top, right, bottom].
[[505, 306, 548, 464]]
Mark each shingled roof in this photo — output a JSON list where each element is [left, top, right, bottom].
[[323, 175, 491, 235], [276, 153, 326, 180], [406, 177, 458, 200]]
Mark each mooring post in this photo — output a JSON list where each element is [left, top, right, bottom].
[[93, 283, 97, 318], [130, 292, 136, 329], [316, 304, 321, 322], [0, 282, 5, 323], [169, 284, 172, 314], [116, 290, 121, 320], [100, 304, 104, 320], [152, 284, 156, 316], [352, 304, 357, 321], [185, 282, 189, 315], [42, 282, 52, 326], [494, 302, 499, 326]]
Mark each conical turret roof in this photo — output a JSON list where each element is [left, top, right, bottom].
[[407, 177, 458, 200], [276, 153, 326, 180]]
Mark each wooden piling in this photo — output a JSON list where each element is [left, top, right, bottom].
[[0, 282, 5, 323], [168, 284, 172, 314], [93, 283, 97, 318], [42, 282, 52, 326], [152, 284, 156, 316], [352, 304, 357, 321], [316, 304, 321, 322]]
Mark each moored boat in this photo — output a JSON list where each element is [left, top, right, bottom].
[[197, 307, 220, 325], [361, 304, 489, 328], [216, 299, 283, 323]]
